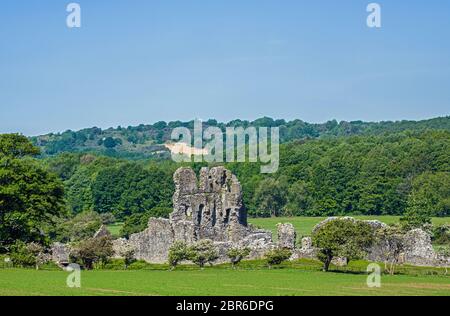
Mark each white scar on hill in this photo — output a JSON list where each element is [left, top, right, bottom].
[[165, 142, 208, 156]]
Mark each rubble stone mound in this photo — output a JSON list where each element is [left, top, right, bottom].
[[277, 223, 296, 250]]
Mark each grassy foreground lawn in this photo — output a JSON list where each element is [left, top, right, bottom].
[[1, 266, 449, 296], [248, 216, 450, 239]]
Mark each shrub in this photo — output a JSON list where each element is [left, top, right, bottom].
[[265, 248, 292, 268], [375, 225, 405, 275], [436, 245, 450, 275], [188, 240, 219, 269], [123, 248, 136, 269], [432, 224, 450, 245], [127, 260, 153, 270], [9, 241, 48, 269], [168, 241, 189, 270], [227, 247, 251, 268], [54, 211, 103, 243], [100, 213, 116, 225], [312, 219, 374, 272], [70, 236, 114, 270], [400, 208, 432, 231]]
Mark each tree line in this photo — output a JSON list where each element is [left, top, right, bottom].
[[31, 116, 450, 158], [36, 129, 450, 221]]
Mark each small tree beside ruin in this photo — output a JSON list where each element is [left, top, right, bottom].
[[265, 248, 292, 269], [188, 240, 218, 269], [312, 219, 374, 272], [375, 225, 406, 275], [9, 241, 49, 270], [436, 246, 449, 275], [168, 241, 189, 270], [70, 236, 114, 270], [227, 247, 251, 269], [118, 246, 136, 269]]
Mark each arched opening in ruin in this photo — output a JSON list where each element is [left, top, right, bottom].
[[208, 175, 213, 191], [197, 204, 204, 225], [211, 204, 217, 227], [184, 205, 192, 220], [224, 208, 231, 225]]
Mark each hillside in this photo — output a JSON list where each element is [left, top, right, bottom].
[[30, 116, 450, 158]]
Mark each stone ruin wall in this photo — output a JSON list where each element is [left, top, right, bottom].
[[291, 217, 450, 267], [52, 167, 449, 268], [113, 166, 275, 263]]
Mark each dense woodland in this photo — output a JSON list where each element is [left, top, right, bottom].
[[42, 129, 449, 221], [31, 116, 450, 158], [1, 117, 449, 246]]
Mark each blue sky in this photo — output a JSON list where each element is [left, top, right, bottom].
[[1, 0, 449, 135]]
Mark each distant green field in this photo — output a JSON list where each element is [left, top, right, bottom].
[[107, 222, 124, 237], [1, 265, 449, 296], [108, 216, 450, 239], [248, 216, 450, 239]]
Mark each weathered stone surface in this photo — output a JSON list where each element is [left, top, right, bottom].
[[112, 238, 132, 258], [111, 167, 274, 263], [403, 229, 439, 266], [277, 223, 296, 250], [129, 218, 174, 263], [291, 237, 317, 260], [93, 225, 111, 239], [51, 242, 70, 264]]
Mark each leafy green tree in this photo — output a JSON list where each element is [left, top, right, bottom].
[[9, 241, 38, 268], [122, 248, 136, 269], [168, 241, 190, 270], [0, 135, 65, 252], [227, 247, 251, 268], [432, 224, 450, 245], [312, 219, 373, 272], [52, 211, 102, 243], [100, 213, 116, 225], [188, 240, 219, 269], [400, 208, 432, 231], [265, 248, 292, 268], [0, 134, 40, 158], [375, 225, 405, 275], [70, 235, 114, 270], [285, 180, 312, 216], [44, 152, 81, 180], [120, 213, 149, 238], [406, 172, 450, 217], [103, 137, 119, 148], [253, 178, 287, 217]]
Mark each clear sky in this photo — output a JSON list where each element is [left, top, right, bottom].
[[1, 0, 449, 135]]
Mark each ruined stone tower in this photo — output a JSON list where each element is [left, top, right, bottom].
[[113, 166, 274, 263], [171, 167, 247, 241]]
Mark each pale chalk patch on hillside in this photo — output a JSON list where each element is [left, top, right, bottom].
[[165, 142, 208, 156]]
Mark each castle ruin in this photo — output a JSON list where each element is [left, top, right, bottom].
[[113, 167, 275, 263]]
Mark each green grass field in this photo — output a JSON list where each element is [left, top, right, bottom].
[[57, 216, 449, 297], [107, 222, 124, 237], [1, 263, 449, 296]]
